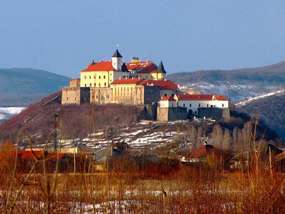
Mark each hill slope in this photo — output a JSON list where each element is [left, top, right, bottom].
[[238, 89, 285, 140], [0, 92, 283, 153], [168, 60, 285, 101], [0, 68, 69, 106]]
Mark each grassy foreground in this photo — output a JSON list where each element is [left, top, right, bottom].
[[1, 165, 285, 213]]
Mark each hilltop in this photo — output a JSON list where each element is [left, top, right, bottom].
[[168, 60, 285, 101], [0, 92, 283, 155], [0, 68, 69, 106], [238, 89, 285, 140]]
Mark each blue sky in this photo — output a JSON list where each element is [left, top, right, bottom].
[[0, 0, 285, 77]]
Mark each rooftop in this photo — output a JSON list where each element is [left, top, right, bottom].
[[81, 61, 114, 72], [111, 78, 178, 90], [127, 61, 158, 74], [177, 94, 228, 101]]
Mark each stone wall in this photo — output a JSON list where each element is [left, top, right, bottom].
[[69, 79, 80, 88], [144, 86, 161, 105], [198, 107, 230, 121], [111, 85, 144, 105], [62, 87, 90, 105], [90, 87, 112, 104], [157, 107, 188, 122], [62, 87, 81, 105]]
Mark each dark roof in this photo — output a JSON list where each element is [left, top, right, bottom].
[[158, 61, 166, 73], [112, 49, 122, 58], [121, 63, 129, 72]]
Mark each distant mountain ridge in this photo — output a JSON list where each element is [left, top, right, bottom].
[[168, 60, 285, 102], [0, 68, 69, 106], [238, 89, 285, 140]]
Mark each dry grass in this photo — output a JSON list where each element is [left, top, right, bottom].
[[1, 154, 285, 214]]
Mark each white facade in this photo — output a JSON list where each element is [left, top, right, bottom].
[[112, 56, 123, 71], [178, 100, 229, 114], [159, 94, 229, 115]]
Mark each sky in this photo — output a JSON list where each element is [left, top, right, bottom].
[[0, 0, 285, 77]]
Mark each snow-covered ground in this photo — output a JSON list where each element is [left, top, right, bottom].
[[57, 121, 187, 153], [0, 107, 25, 121], [235, 88, 285, 107]]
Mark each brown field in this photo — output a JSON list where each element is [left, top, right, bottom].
[[1, 148, 285, 214]]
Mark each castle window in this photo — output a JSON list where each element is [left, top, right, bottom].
[[183, 104, 185, 107], [99, 83, 101, 87], [222, 104, 224, 107], [89, 76, 91, 79], [198, 104, 201, 107], [104, 75, 106, 79], [189, 104, 192, 107], [94, 75, 96, 79], [99, 76, 101, 79], [90, 83, 92, 87], [104, 82, 107, 86]]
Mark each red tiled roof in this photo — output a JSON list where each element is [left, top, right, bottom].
[[127, 61, 158, 74], [141, 80, 178, 90], [177, 94, 228, 101], [81, 61, 114, 72], [111, 79, 178, 91], [112, 78, 144, 85]]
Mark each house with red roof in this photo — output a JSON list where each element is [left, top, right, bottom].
[[157, 93, 230, 121]]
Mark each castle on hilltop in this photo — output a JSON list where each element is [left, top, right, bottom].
[[62, 50, 230, 121]]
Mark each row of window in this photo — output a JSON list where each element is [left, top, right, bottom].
[[84, 74, 111, 80], [84, 82, 108, 87], [180, 103, 224, 108]]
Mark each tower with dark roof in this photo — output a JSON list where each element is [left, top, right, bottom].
[[158, 61, 166, 74], [112, 49, 123, 58], [121, 63, 129, 72], [112, 49, 123, 70]]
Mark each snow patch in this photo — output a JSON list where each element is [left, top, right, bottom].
[[235, 88, 285, 107]]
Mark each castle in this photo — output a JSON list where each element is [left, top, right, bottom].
[[62, 50, 230, 121]]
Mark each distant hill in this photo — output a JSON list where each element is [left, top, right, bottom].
[[168, 60, 285, 101], [0, 68, 69, 106], [238, 89, 285, 140]]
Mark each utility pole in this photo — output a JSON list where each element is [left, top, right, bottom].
[[269, 145, 273, 177], [54, 113, 59, 152]]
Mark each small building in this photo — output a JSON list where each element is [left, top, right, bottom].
[[157, 93, 230, 122], [175, 94, 229, 115]]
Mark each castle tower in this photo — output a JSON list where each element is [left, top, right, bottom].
[[158, 61, 167, 74], [112, 49, 123, 71]]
